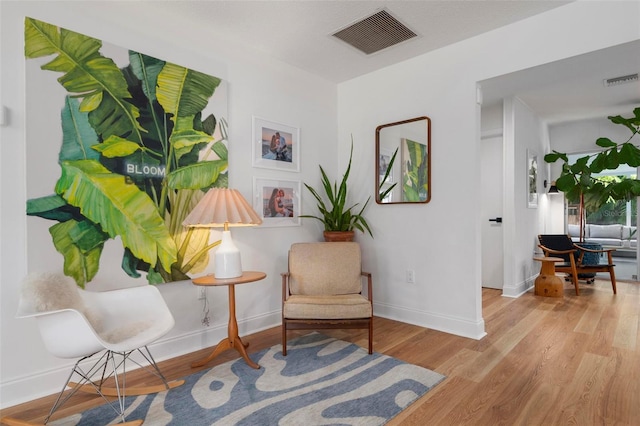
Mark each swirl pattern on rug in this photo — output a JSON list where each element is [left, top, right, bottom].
[[52, 333, 445, 425]]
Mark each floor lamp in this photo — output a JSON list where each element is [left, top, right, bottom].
[[182, 188, 262, 278]]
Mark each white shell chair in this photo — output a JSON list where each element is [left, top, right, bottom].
[[16, 272, 184, 424]]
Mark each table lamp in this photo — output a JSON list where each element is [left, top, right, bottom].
[[182, 188, 262, 278]]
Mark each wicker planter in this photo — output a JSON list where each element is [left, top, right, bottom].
[[323, 231, 355, 242]]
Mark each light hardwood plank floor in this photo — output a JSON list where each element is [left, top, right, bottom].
[[2, 278, 639, 425]]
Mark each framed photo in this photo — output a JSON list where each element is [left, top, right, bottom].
[[401, 138, 429, 202], [379, 147, 395, 184], [527, 149, 538, 208], [252, 116, 300, 172], [253, 177, 301, 227]]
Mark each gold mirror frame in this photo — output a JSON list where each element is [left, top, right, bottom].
[[375, 116, 431, 204]]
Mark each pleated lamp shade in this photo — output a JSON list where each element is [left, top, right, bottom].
[[182, 188, 262, 278], [182, 188, 262, 229]]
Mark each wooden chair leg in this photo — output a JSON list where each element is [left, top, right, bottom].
[[571, 272, 580, 295], [282, 322, 287, 356], [368, 320, 373, 354], [609, 268, 617, 294]]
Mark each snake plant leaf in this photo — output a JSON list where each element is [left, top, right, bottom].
[[26, 194, 81, 222], [92, 135, 141, 158], [55, 159, 177, 272], [60, 96, 100, 161], [49, 219, 103, 288], [379, 183, 397, 201], [166, 159, 227, 190], [156, 63, 221, 119], [301, 140, 372, 236], [24, 17, 144, 143]]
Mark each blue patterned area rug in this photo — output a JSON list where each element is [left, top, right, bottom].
[[52, 333, 445, 425]]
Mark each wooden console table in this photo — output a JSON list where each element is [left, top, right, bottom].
[[533, 256, 564, 298], [191, 271, 266, 369]]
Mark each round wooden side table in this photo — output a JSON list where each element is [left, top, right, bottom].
[[191, 271, 266, 369], [533, 256, 564, 298]]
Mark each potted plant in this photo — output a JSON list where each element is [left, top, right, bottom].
[[301, 140, 373, 241], [545, 107, 640, 241]]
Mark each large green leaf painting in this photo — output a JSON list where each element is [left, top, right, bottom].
[[25, 18, 144, 143], [402, 139, 429, 202], [49, 219, 104, 288], [25, 17, 228, 286], [60, 97, 100, 161], [55, 160, 177, 272]]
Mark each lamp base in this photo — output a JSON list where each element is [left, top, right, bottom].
[[215, 230, 242, 278]]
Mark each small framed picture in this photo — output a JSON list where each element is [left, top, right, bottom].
[[252, 116, 300, 172], [379, 147, 395, 184], [527, 149, 538, 208], [253, 177, 301, 227]]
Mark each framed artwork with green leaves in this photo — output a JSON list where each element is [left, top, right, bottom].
[[24, 17, 228, 287]]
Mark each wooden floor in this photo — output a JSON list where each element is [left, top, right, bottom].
[[2, 278, 639, 425]]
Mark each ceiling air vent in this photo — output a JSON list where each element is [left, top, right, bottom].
[[331, 10, 417, 55], [603, 73, 638, 87]]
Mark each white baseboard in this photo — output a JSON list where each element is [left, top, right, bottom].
[[373, 302, 486, 340], [502, 274, 536, 298]]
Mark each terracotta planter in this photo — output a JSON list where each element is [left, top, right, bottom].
[[323, 231, 355, 242]]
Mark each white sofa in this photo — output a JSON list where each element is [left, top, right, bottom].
[[568, 223, 637, 249]]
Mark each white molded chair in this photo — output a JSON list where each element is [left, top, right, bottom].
[[16, 272, 183, 424]]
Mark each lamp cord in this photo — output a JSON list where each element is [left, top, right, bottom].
[[201, 295, 210, 327]]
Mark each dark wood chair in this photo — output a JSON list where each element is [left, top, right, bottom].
[[538, 234, 617, 295], [281, 242, 373, 355]]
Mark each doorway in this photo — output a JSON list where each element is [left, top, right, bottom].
[[481, 133, 504, 289]]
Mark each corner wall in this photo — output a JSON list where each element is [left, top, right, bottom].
[[0, 1, 337, 407], [337, 0, 639, 334]]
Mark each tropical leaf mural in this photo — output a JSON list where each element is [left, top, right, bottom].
[[24, 17, 228, 287], [402, 138, 429, 202]]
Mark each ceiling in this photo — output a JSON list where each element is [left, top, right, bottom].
[[161, 0, 639, 124]]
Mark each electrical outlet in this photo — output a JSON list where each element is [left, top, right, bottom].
[[198, 287, 207, 300], [406, 270, 415, 284]]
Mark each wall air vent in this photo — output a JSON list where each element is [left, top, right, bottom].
[[603, 73, 638, 87], [331, 10, 417, 55]]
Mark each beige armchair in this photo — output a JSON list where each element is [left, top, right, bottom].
[[281, 242, 373, 355]]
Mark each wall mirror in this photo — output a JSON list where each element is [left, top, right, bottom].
[[376, 116, 431, 204]]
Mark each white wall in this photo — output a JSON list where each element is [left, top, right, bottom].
[[549, 115, 636, 176], [0, 1, 336, 407], [337, 0, 639, 334], [2, 0, 639, 409], [503, 97, 548, 297]]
